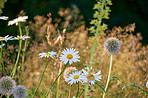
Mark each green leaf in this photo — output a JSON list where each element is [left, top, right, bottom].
[[0, 0, 7, 14], [39, 91, 45, 97], [110, 76, 121, 82], [32, 87, 35, 94], [120, 83, 148, 95], [95, 82, 106, 93], [50, 87, 53, 92], [88, 86, 94, 92], [25, 90, 29, 96], [17, 66, 21, 72]]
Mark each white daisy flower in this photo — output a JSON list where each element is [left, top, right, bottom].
[[12, 35, 30, 40], [0, 16, 9, 20], [65, 71, 87, 85], [8, 16, 28, 26], [0, 35, 13, 42], [82, 67, 101, 85], [39, 51, 57, 58], [146, 81, 148, 88], [60, 48, 80, 65], [0, 44, 5, 48]]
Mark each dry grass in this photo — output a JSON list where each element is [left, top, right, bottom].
[[3, 6, 148, 98]]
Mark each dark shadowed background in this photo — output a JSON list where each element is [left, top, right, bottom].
[[0, 0, 148, 45]]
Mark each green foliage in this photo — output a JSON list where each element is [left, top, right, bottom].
[[95, 82, 105, 93], [39, 91, 44, 98], [50, 87, 53, 92], [110, 76, 121, 82], [0, 0, 7, 15], [120, 83, 148, 95], [89, 0, 112, 34]]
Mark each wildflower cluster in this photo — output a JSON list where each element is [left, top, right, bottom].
[[0, 35, 30, 42], [1, 0, 147, 97], [0, 76, 28, 97], [0, 15, 29, 97]]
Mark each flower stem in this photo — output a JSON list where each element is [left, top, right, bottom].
[[103, 55, 113, 98], [76, 82, 79, 98], [11, 23, 22, 78], [56, 62, 62, 98], [31, 58, 49, 98], [0, 41, 5, 76], [79, 88, 85, 97], [19, 26, 29, 84], [85, 0, 106, 97], [45, 61, 69, 97], [68, 85, 72, 98]]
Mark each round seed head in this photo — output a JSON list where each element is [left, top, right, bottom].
[[13, 85, 28, 98], [104, 38, 121, 55], [0, 76, 16, 95]]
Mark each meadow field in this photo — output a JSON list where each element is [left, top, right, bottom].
[[0, 0, 147, 98]]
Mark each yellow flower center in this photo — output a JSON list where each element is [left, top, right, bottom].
[[67, 54, 73, 59], [73, 75, 79, 79], [0, 37, 5, 39], [46, 53, 51, 55], [87, 74, 95, 80], [16, 37, 22, 39]]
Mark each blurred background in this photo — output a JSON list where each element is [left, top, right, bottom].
[[0, 0, 148, 45]]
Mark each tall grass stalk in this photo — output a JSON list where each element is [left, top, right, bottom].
[[103, 55, 113, 98], [45, 61, 69, 97], [85, 0, 106, 97], [11, 23, 22, 78], [0, 41, 5, 75], [56, 62, 62, 98], [31, 57, 49, 98], [19, 26, 29, 84]]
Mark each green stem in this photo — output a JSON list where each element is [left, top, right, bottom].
[[56, 62, 62, 98], [45, 61, 69, 97], [0, 41, 5, 76], [76, 82, 79, 98], [68, 85, 72, 98], [19, 26, 29, 84], [79, 88, 85, 97], [11, 23, 22, 78], [31, 58, 49, 98], [85, 0, 106, 97], [7, 95, 9, 98], [103, 55, 113, 98]]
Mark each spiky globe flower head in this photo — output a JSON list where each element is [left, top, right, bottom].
[[63, 67, 78, 81], [104, 38, 121, 55], [13, 85, 28, 98], [0, 76, 16, 95]]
